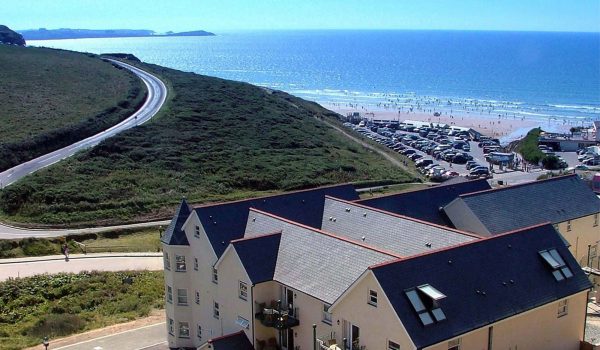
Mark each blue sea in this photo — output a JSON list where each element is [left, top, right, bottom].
[[29, 30, 600, 131]]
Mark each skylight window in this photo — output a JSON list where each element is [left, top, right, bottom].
[[539, 249, 573, 282], [405, 284, 447, 326]]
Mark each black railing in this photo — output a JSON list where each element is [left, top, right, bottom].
[[255, 301, 299, 329]]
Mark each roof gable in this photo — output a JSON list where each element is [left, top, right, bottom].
[[371, 224, 592, 349], [357, 179, 491, 225], [161, 199, 191, 245], [449, 175, 600, 234], [194, 184, 359, 257], [208, 330, 254, 350], [233, 233, 281, 284]]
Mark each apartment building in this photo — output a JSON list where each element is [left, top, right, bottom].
[[162, 181, 593, 350]]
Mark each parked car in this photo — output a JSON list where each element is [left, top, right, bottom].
[[415, 159, 434, 168], [401, 149, 416, 156]]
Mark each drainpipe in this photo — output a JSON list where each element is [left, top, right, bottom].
[[251, 285, 255, 348], [487, 326, 493, 350], [313, 324, 317, 350], [588, 244, 592, 267]]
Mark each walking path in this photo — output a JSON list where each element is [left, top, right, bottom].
[[0, 252, 163, 281]]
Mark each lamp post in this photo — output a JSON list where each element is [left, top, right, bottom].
[[42, 336, 49, 350]]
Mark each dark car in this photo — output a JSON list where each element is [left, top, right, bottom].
[[416, 159, 434, 167], [409, 153, 423, 161], [452, 154, 468, 164], [401, 149, 416, 156]]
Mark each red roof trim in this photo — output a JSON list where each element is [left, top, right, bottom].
[[458, 174, 577, 198], [249, 208, 403, 259], [369, 221, 552, 269], [191, 183, 354, 209], [230, 231, 282, 244], [326, 196, 483, 239]]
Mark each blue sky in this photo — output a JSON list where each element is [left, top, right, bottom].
[[4, 0, 600, 33]]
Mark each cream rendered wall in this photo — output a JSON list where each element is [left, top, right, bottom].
[[556, 214, 600, 266], [331, 271, 415, 350], [253, 281, 279, 345], [163, 243, 194, 349], [215, 247, 254, 341], [425, 291, 589, 350]]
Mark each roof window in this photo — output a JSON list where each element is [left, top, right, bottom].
[[539, 249, 573, 281], [405, 284, 447, 326]]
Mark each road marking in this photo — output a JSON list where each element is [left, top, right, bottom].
[[134, 341, 168, 350], [53, 322, 166, 350]]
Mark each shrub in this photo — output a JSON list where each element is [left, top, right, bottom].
[[27, 314, 86, 338]]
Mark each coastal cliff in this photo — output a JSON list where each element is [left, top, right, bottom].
[[0, 25, 25, 46]]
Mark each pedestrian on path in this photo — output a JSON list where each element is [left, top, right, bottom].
[[63, 243, 70, 262]]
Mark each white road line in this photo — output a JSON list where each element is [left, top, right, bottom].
[[134, 341, 168, 350], [52, 322, 166, 350]]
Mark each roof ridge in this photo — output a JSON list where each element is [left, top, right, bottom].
[[208, 330, 246, 343], [327, 196, 483, 239], [459, 174, 578, 198], [191, 183, 355, 209], [355, 179, 488, 203], [249, 208, 403, 259], [231, 231, 282, 244], [369, 221, 552, 269]]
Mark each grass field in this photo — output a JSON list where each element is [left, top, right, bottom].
[[0, 271, 163, 350], [0, 57, 417, 226], [0, 45, 146, 171]]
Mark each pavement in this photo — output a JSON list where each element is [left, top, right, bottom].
[[51, 322, 167, 350], [0, 252, 163, 281]]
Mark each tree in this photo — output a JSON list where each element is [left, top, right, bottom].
[[542, 155, 560, 170]]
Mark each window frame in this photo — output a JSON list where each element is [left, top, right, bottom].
[[239, 281, 248, 300], [322, 303, 332, 325], [197, 324, 202, 340], [194, 225, 201, 238], [193, 257, 199, 271], [566, 220, 572, 232], [557, 299, 568, 317], [178, 321, 190, 338], [368, 289, 378, 307], [195, 290, 200, 305], [164, 252, 171, 270], [388, 340, 401, 350], [168, 318, 174, 335], [594, 213, 599, 227], [213, 301, 220, 319], [166, 286, 173, 304], [177, 288, 188, 306], [448, 338, 461, 350], [175, 255, 187, 272], [212, 267, 218, 284]]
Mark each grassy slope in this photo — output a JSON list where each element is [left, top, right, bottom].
[[0, 45, 145, 171], [0, 60, 416, 226], [0, 271, 163, 350]]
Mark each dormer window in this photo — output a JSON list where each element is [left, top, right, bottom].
[[405, 284, 447, 326], [539, 249, 573, 281]]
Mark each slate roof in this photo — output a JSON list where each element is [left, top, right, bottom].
[[161, 199, 191, 245], [321, 197, 478, 257], [232, 233, 281, 284], [208, 330, 254, 350], [371, 223, 592, 349], [244, 209, 397, 303], [356, 179, 491, 225], [445, 174, 600, 234], [194, 184, 358, 257]]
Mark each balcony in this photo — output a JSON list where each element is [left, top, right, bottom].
[[317, 335, 367, 350], [254, 301, 299, 329]]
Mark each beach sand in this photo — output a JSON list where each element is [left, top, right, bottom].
[[320, 101, 570, 144]]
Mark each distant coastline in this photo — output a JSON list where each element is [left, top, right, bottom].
[[19, 28, 215, 40]]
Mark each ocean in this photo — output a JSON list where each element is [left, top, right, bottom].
[[29, 30, 600, 128]]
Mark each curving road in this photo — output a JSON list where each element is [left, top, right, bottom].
[[0, 59, 167, 189], [0, 59, 168, 239]]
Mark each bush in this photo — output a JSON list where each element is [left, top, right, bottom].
[[517, 128, 545, 165], [542, 155, 561, 170], [27, 314, 86, 338]]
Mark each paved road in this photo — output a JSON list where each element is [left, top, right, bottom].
[[0, 59, 167, 189], [0, 59, 169, 239], [53, 323, 167, 350], [0, 253, 163, 281]]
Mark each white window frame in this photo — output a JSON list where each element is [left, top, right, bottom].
[[197, 324, 202, 340], [388, 340, 401, 350], [212, 267, 218, 284], [239, 281, 248, 300], [594, 213, 599, 227], [567, 220, 572, 232], [448, 338, 461, 350], [236, 315, 250, 329], [177, 288, 188, 305], [322, 303, 332, 325], [558, 299, 568, 317], [175, 255, 186, 272], [166, 286, 173, 304], [164, 252, 171, 270], [213, 301, 220, 319], [178, 321, 190, 338], [194, 225, 201, 237], [194, 257, 199, 271], [168, 318, 174, 335], [368, 289, 378, 307], [195, 290, 200, 305]]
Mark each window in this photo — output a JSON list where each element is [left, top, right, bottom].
[[194, 257, 198, 271], [178, 322, 190, 338], [405, 284, 447, 326], [558, 299, 568, 317], [197, 324, 202, 339], [213, 301, 220, 319], [195, 290, 200, 305], [594, 213, 599, 227], [567, 220, 572, 232], [168, 318, 174, 335], [448, 338, 461, 350], [368, 289, 378, 307], [212, 267, 218, 283], [175, 255, 186, 272], [236, 316, 250, 329], [539, 249, 573, 281], [177, 289, 188, 305], [322, 303, 332, 325], [166, 286, 173, 304], [194, 225, 200, 237], [239, 281, 248, 300], [164, 252, 171, 270], [388, 340, 401, 350]]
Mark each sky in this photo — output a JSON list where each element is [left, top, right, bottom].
[[3, 0, 600, 33]]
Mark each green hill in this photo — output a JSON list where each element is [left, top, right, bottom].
[[0, 45, 146, 171], [0, 25, 25, 46], [0, 57, 416, 226]]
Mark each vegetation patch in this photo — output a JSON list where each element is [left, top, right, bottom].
[[1, 59, 415, 226], [0, 271, 164, 350], [0, 45, 146, 172], [517, 128, 545, 164]]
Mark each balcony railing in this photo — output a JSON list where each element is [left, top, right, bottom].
[[255, 301, 299, 329], [316, 336, 367, 350]]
